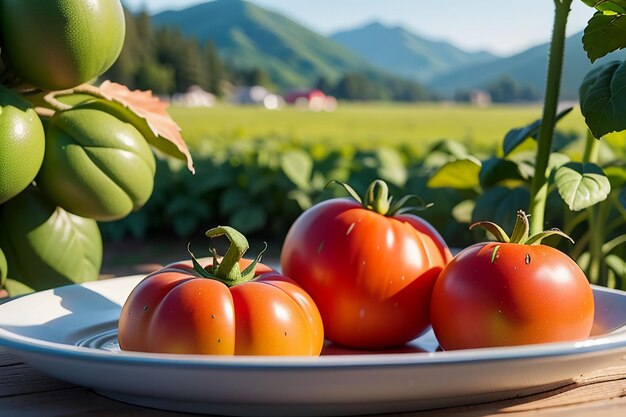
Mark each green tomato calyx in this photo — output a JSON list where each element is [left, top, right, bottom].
[[328, 179, 432, 216], [187, 226, 267, 287], [470, 210, 574, 246]]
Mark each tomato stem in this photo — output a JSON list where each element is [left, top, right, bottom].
[[327, 179, 431, 216], [206, 226, 249, 282], [364, 180, 391, 215], [187, 226, 266, 287], [472, 210, 574, 246]]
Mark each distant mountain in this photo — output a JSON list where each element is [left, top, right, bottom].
[[427, 31, 626, 100], [330, 22, 496, 83], [151, 0, 388, 89]]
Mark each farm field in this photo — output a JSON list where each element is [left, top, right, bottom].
[[169, 102, 590, 156]]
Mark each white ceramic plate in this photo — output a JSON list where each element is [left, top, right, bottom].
[[1, 276, 626, 416]]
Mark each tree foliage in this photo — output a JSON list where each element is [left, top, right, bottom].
[[104, 10, 230, 96]]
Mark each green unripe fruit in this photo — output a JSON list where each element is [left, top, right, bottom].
[[0, 0, 125, 90], [0, 186, 102, 295], [0, 246, 7, 288], [37, 105, 156, 221], [0, 85, 45, 204]]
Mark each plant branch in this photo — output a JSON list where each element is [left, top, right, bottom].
[[41, 83, 105, 112], [34, 107, 55, 118], [43, 90, 74, 111], [528, 0, 572, 234]]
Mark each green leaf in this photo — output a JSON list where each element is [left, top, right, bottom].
[[479, 157, 524, 188], [427, 158, 482, 189], [165, 195, 212, 237], [506, 151, 537, 179], [577, 252, 591, 271], [428, 139, 471, 159], [583, 0, 626, 13], [604, 234, 626, 253], [220, 188, 250, 216], [579, 60, 626, 137], [605, 165, 626, 188], [502, 107, 572, 156], [554, 162, 611, 211], [287, 189, 313, 210], [281, 149, 313, 191], [0, 186, 102, 294], [451, 199, 475, 224], [375, 147, 408, 186], [605, 254, 625, 283], [469, 221, 510, 243], [229, 206, 266, 234], [546, 152, 572, 175], [583, 12, 626, 63], [173, 217, 200, 238], [620, 187, 626, 208], [189, 163, 235, 194], [472, 186, 530, 234]]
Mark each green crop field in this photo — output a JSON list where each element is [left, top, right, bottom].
[[169, 102, 591, 156]]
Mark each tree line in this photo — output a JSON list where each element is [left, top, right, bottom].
[[105, 11, 530, 103], [454, 76, 540, 103], [104, 10, 436, 101]]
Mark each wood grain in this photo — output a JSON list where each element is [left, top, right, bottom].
[[0, 347, 625, 417]]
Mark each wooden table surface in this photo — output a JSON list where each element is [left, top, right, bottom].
[[1, 345, 625, 417]]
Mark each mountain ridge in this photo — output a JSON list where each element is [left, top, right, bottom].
[[330, 21, 497, 83], [150, 0, 624, 100], [427, 31, 626, 99], [151, 0, 387, 89]]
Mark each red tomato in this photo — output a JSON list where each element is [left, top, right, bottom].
[[281, 180, 452, 349], [118, 228, 324, 356], [430, 212, 594, 350]]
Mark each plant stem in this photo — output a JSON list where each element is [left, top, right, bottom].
[[582, 129, 599, 162], [529, 0, 572, 235], [582, 129, 604, 285], [587, 206, 601, 284]]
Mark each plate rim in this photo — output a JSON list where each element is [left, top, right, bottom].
[[1, 277, 626, 369]]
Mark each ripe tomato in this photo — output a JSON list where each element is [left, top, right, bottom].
[[0, 0, 125, 90], [118, 227, 324, 356], [281, 180, 452, 349], [430, 211, 594, 350]]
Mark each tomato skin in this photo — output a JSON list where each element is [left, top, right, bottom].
[[118, 260, 324, 356], [430, 242, 595, 350], [281, 198, 452, 349]]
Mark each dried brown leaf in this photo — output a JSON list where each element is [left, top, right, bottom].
[[98, 80, 194, 173]]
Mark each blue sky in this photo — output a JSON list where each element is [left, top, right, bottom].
[[122, 0, 596, 57]]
